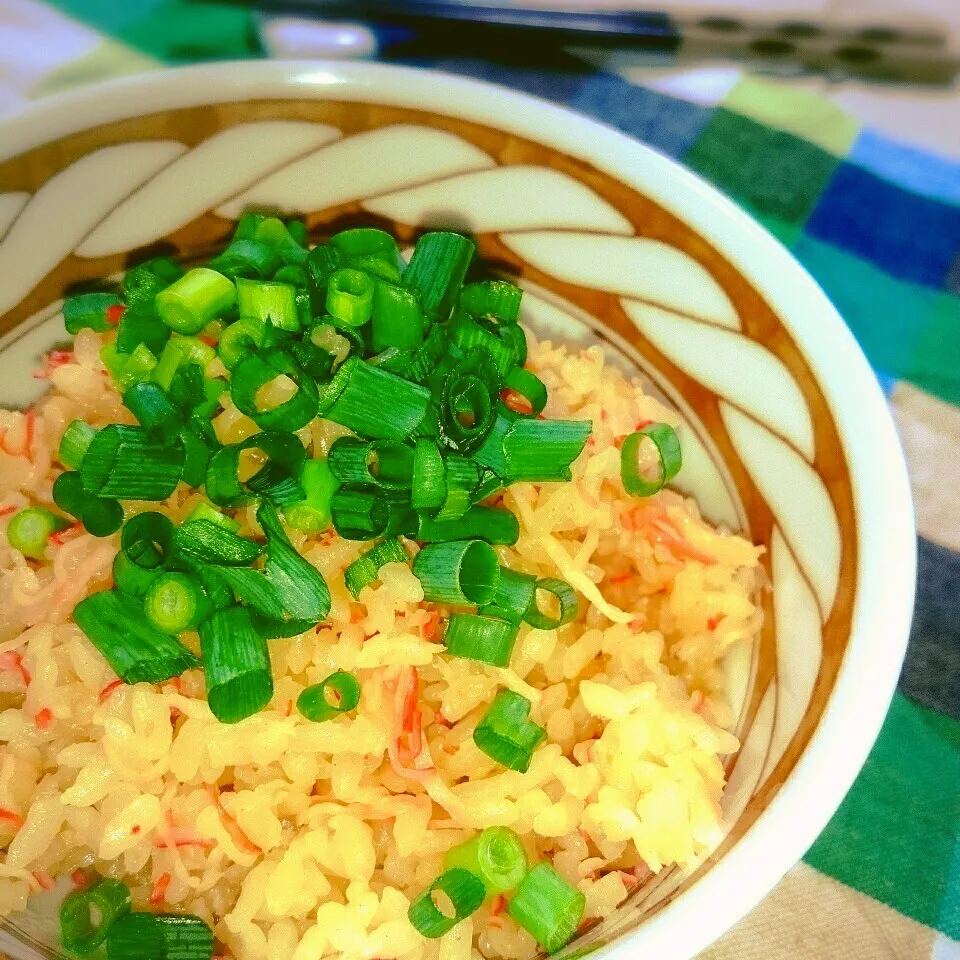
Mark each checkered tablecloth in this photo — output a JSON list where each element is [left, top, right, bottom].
[[2, 1, 959, 957]]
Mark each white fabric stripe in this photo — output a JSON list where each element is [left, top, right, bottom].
[[699, 862, 936, 960]]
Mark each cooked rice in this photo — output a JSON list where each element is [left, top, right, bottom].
[[0, 326, 762, 960]]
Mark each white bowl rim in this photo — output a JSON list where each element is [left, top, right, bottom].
[[0, 61, 916, 960]]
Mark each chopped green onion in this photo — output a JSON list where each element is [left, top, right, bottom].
[[471, 470, 504, 506], [297, 670, 361, 722], [415, 506, 519, 546], [185, 501, 239, 533], [437, 349, 501, 454], [167, 364, 206, 415], [122, 256, 183, 315], [209, 601, 313, 643], [200, 379, 227, 422], [205, 431, 305, 508], [273, 264, 309, 288], [330, 487, 389, 541], [432, 455, 481, 522], [207, 566, 284, 621], [194, 565, 234, 613], [484, 567, 537, 625], [412, 539, 499, 606], [80, 497, 124, 538], [64, 292, 122, 335], [233, 212, 267, 241], [293, 330, 336, 383], [407, 324, 450, 384], [59, 420, 97, 470], [100, 342, 158, 393], [115, 310, 171, 357], [60, 877, 131, 956], [524, 578, 578, 630], [144, 572, 207, 634], [283, 459, 339, 533], [411, 440, 445, 511], [444, 827, 527, 894], [408, 868, 485, 939], [208, 505, 330, 632], [285, 219, 309, 248], [6, 507, 69, 559], [473, 690, 546, 773], [331, 227, 399, 264], [349, 255, 402, 283], [230, 348, 319, 432], [152, 338, 195, 392], [179, 426, 213, 489], [155, 268, 236, 335], [52, 471, 123, 537], [260, 501, 331, 622], [121, 511, 176, 571], [403, 232, 475, 323], [174, 519, 263, 567], [448, 312, 520, 379], [497, 322, 528, 369], [460, 280, 523, 325], [173, 336, 217, 371], [80, 425, 185, 500], [326, 268, 374, 327], [123, 382, 183, 439], [323, 359, 431, 441], [368, 346, 412, 371], [294, 287, 311, 329], [105, 912, 214, 960], [471, 412, 513, 478], [415, 403, 440, 440], [507, 863, 585, 954], [237, 278, 299, 332], [199, 606, 273, 724], [440, 374, 496, 454], [254, 217, 308, 266], [503, 366, 547, 416], [306, 243, 345, 313], [74, 589, 200, 684], [344, 537, 408, 598], [385, 501, 417, 538], [620, 423, 682, 497], [502, 419, 591, 483], [208, 238, 279, 280], [328, 437, 414, 491], [217, 317, 265, 370], [52, 470, 87, 518], [372, 282, 426, 352], [112, 551, 162, 597], [444, 613, 518, 668], [243, 467, 304, 509]]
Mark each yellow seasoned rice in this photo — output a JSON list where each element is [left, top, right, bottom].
[[0, 326, 762, 960]]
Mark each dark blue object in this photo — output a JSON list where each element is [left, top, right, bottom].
[[807, 163, 960, 290]]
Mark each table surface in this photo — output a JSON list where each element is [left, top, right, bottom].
[[0, 3, 958, 959]]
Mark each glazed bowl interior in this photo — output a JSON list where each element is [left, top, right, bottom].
[[0, 61, 915, 960]]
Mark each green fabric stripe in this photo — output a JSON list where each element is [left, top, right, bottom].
[[682, 108, 841, 228], [119, 1, 260, 63], [48, 0, 260, 63], [723, 76, 860, 157], [804, 693, 960, 939], [793, 235, 960, 403]]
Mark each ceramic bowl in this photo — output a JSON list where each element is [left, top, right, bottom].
[[0, 61, 915, 960]]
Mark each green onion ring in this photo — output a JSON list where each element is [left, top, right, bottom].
[[619, 422, 682, 497]]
